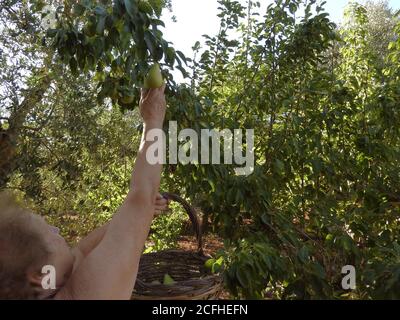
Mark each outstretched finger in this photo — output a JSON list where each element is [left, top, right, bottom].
[[141, 88, 150, 100], [155, 197, 168, 207], [155, 203, 169, 211], [156, 193, 165, 200]]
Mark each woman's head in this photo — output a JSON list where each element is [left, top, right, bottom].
[[0, 193, 74, 299]]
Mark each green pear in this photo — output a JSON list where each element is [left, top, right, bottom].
[[163, 273, 176, 285], [120, 95, 134, 104], [204, 258, 216, 270], [144, 63, 164, 89], [84, 23, 96, 37]]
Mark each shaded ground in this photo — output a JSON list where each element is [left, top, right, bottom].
[[177, 233, 224, 256]]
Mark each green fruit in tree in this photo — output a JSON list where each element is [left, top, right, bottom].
[[163, 273, 176, 285], [144, 63, 164, 89], [84, 23, 96, 37], [138, 0, 154, 14], [121, 95, 134, 104]]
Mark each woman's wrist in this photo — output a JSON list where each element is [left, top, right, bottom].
[[143, 119, 164, 129]]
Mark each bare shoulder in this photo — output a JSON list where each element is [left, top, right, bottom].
[[71, 247, 85, 272], [51, 248, 85, 300]]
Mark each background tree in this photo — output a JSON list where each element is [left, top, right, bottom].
[[170, 0, 400, 299], [0, 0, 53, 187]]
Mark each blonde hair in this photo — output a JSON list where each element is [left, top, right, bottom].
[[0, 192, 50, 299]]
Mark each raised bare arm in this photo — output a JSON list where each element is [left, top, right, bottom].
[[73, 194, 168, 258], [57, 85, 167, 300]]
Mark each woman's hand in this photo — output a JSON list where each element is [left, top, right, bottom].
[[139, 85, 167, 126], [154, 193, 170, 216]]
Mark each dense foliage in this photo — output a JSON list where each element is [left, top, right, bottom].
[[1, 0, 400, 299]]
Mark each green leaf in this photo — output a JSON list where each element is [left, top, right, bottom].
[[311, 262, 326, 279], [311, 158, 322, 174], [69, 57, 78, 75], [46, 29, 58, 38], [86, 54, 96, 70], [342, 236, 353, 252], [165, 47, 175, 66], [176, 50, 187, 65], [72, 3, 85, 16], [274, 159, 285, 174], [138, 0, 154, 15], [236, 268, 248, 287], [325, 234, 334, 241], [124, 0, 137, 19], [92, 37, 104, 58], [94, 5, 107, 16], [96, 16, 106, 36], [144, 30, 156, 57], [152, 18, 165, 28], [298, 246, 309, 263], [208, 180, 216, 192], [149, 0, 163, 17]]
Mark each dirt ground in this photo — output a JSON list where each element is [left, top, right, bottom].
[[177, 233, 224, 256]]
